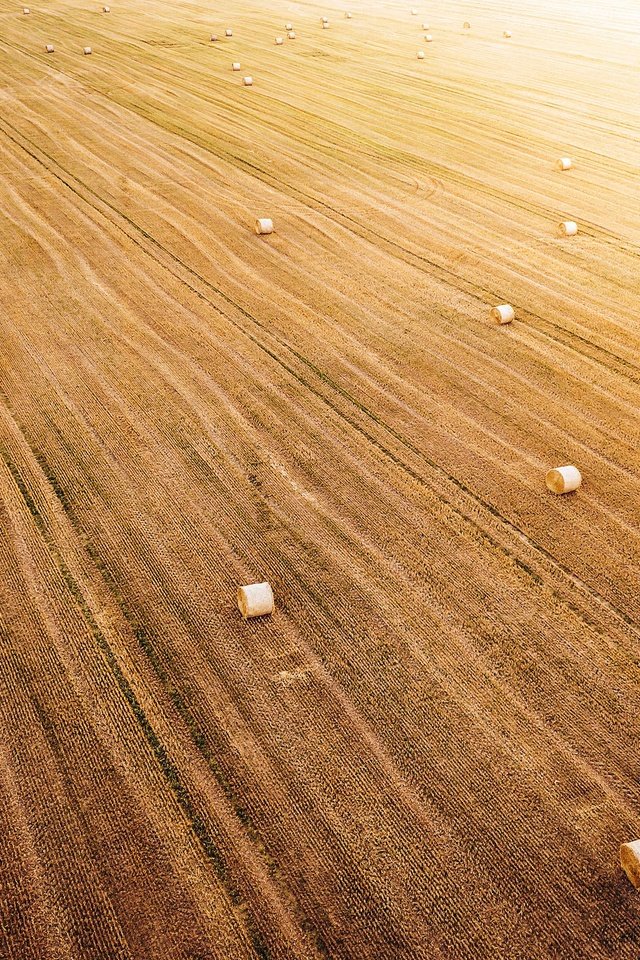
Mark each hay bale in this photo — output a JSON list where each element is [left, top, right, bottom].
[[103, 4, 110, 11], [285, 22, 293, 30], [463, 22, 471, 30], [275, 36, 283, 44], [557, 157, 573, 171], [211, 34, 218, 42], [345, 12, 352, 18], [83, 46, 92, 55], [225, 28, 233, 37], [620, 841, 640, 888], [243, 75, 253, 86], [425, 34, 433, 42], [45, 43, 54, 53], [22, 7, 30, 14], [232, 62, 241, 70], [237, 582, 274, 618], [322, 22, 329, 29], [491, 304, 514, 324], [545, 465, 582, 494], [411, 8, 418, 15], [558, 220, 578, 237], [321, 16, 328, 23], [417, 50, 425, 59], [255, 218, 273, 235], [422, 22, 430, 30], [503, 30, 512, 38], [287, 31, 296, 39]]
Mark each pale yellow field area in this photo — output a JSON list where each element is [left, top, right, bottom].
[[0, 1, 639, 958]]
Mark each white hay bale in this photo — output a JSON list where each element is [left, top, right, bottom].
[[243, 75, 253, 86], [287, 31, 296, 39], [255, 218, 273, 235], [557, 157, 573, 171], [321, 16, 328, 23], [285, 22, 293, 30], [103, 5, 110, 11], [237, 582, 274, 618], [232, 62, 241, 70], [22, 7, 30, 13], [45, 44, 54, 53], [463, 22, 471, 30], [545, 465, 582, 494], [275, 36, 283, 44], [422, 22, 430, 30], [83, 46, 92, 55], [425, 34, 433, 42], [225, 28, 233, 37], [491, 304, 514, 324], [417, 50, 425, 59], [620, 841, 640, 888], [345, 11, 352, 18], [210, 34, 218, 42], [411, 8, 418, 15], [322, 22, 329, 29], [503, 30, 512, 38], [558, 220, 578, 237]]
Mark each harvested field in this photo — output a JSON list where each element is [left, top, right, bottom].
[[0, 0, 639, 957]]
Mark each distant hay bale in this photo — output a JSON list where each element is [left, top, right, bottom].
[[22, 7, 30, 13], [103, 4, 110, 11], [210, 34, 218, 42], [83, 46, 92, 55], [345, 11, 352, 18], [558, 220, 578, 236], [237, 582, 274, 618], [232, 62, 241, 70], [411, 8, 418, 15], [620, 841, 640, 888], [545, 465, 582, 494], [45, 43, 54, 53], [425, 34, 433, 42], [422, 22, 430, 30], [463, 22, 471, 30], [557, 157, 573, 171], [321, 16, 328, 23], [491, 304, 514, 324], [285, 22, 293, 30], [417, 50, 425, 59], [225, 28, 233, 37], [255, 218, 273, 234], [322, 22, 329, 29], [243, 75, 253, 86], [287, 31, 296, 39], [503, 30, 512, 38], [275, 36, 283, 44]]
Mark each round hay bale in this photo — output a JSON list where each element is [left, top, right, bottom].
[[225, 28, 233, 37], [255, 218, 273, 235], [321, 16, 328, 23], [411, 8, 418, 15], [322, 22, 329, 29], [211, 34, 218, 42], [45, 43, 54, 53], [237, 582, 274, 618], [425, 34, 433, 42], [22, 7, 30, 14], [463, 22, 471, 30], [83, 46, 92, 55], [620, 841, 640, 889], [491, 304, 514, 324], [275, 36, 283, 44], [287, 31, 296, 39], [103, 4, 110, 11], [243, 75, 253, 86], [545, 465, 582, 494], [232, 62, 240, 70], [557, 157, 573, 171], [558, 220, 578, 236], [503, 30, 512, 38], [345, 12, 352, 18], [417, 50, 425, 59], [285, 22, 293, 30], [422, 22, 430, 30]]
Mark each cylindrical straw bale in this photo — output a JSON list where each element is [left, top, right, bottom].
[[232, 62, 240, 70], [83, 46, 92, 55], [620, 841, 640, 889], [211, 34, 218, 41], [45, 43, 54, 52], [238, 582, 274, 618], [463, 22, 471, 30], [411, 9, 418, 15], [287, 31, 296, 39], [417, 50, 425, 59], [425, 34, 433, 42], [225, 28, 233, 37], [491, 304, 514, 324], [103, 5, 110, 11], [243, 75, 253, 86], [503, 30, 512, 38], [23, 7, 30, 13], [285, 22, 293, 30], [321, 16, 328, 23], [275, 36, 283, 44], [422, 22, 430, 29], [255, 218, 273, 235], [345, 11, 352, 18], [322, 22, 329, 28], [558, 220, 578, 236], [557, 157, 572, 170], [545, 465, 582, 494]]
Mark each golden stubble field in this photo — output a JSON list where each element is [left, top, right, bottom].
[[0, 0, 639, 957]]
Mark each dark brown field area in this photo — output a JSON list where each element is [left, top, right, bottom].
[[1, 0, 639, 956]]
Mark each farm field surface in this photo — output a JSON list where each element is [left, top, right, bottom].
[[0, 0, 639, 956]]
